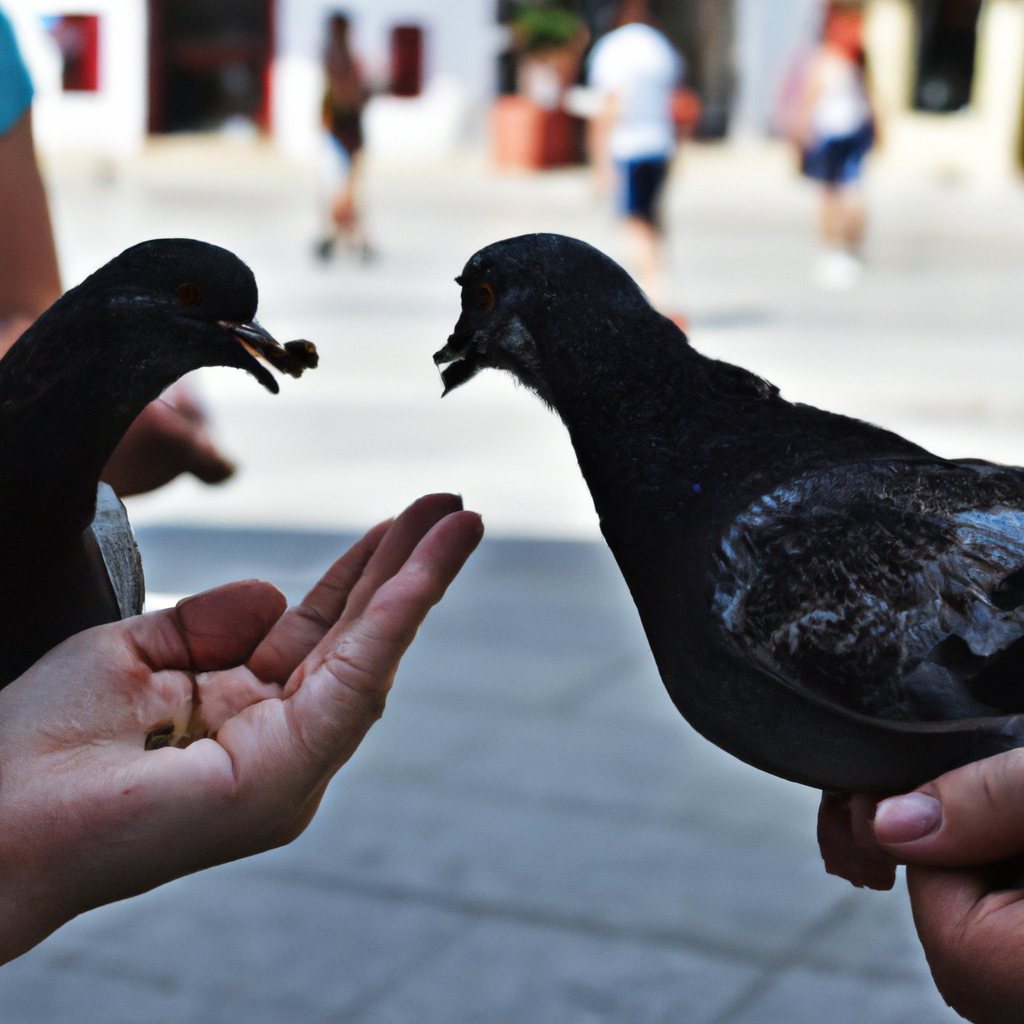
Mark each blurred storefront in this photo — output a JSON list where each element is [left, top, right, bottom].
[[272, 0, 499, 163], [4, 0, 1024, 180], [3, 0, 146, 157], [3, 0, 500, 160], [148, 0, 271, 134], [866, 0, 1024, 181]]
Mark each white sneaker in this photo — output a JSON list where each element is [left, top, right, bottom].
[[812, 249, 863, 290]]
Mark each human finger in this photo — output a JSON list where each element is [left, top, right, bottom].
[[0, 584, 281, 749], [245, 519, 392, 684], [285, 509, 483, 767], [153, 398, 236, 484], [817, 791, 898, 890], [171, 581, 287, 671], [907, 863, 1024, 1024], [101, 398, 236, 497], [874, 748, 1024, 866], [335, 493, 466, 625], [111, 582, 287, 748], [217, 509, 482, 794]]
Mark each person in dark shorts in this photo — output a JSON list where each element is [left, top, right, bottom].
[[317, 13, 372, 262], [620, 156, 669, 227], [801, 119, 874, 187], [587, 0, 682, 309]]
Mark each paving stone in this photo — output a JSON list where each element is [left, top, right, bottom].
[[264, 775, 843, 965], [0, 865, 468, 1024], [357, 918, 761, 1024], [724, 967, 963, 1024], [794, 882, 938, 983]]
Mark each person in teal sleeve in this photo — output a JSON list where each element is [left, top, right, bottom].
[[0, 9, 33, 134], [0, 7, 62, 355], [0, 7, 238, 496]]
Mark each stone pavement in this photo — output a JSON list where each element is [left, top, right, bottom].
[[3, 138, 1020, 1019], [0, 526, 960, 1023]]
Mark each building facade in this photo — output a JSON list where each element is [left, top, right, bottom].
[[4, 0, 1024, 180]]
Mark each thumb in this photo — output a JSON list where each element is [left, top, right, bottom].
[[874, 748, 1024, 866], [124, 581, 287, 673]]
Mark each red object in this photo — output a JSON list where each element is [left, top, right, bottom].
[[671, 87, 702, 139], [257, 0, 275, 131], [390, 25, 423, 97], [50, 15, 100, 92], [492, 95, 582, 170]]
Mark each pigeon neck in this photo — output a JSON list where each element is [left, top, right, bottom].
[[0, 328, 182, 542], [539, 311, 709, 446], [534, 311, 776, 525]]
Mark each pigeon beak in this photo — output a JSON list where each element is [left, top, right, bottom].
[[434, 327, 483, 396], [219, 320, 319, 391]]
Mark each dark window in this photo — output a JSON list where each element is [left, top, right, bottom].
[[46, 15, 100, 92], [914, 0, 983, 112], [391, 25, 423, 97], [148, 0, 271, 132], [496, 49, 517, 95]]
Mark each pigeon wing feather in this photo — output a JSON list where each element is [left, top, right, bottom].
[[713, 460, 1024, 721]]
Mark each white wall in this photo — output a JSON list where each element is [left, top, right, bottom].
[[867, 0, 1024, 182], [2, 0, 146, 158], [272, 0, 502, 163], [731, 0, 822, 138]]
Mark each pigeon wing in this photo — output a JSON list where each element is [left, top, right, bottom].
[[712, 460, 1024, 721]]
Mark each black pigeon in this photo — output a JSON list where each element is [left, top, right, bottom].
[[0, 238, 318, 687], [435, 233, 1024, 792]]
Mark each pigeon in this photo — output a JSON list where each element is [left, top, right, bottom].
[[0, 238, 318, 687], [434, 233, 1024, 793]]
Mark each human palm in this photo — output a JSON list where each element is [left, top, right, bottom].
[[0, 492, 481, 964]]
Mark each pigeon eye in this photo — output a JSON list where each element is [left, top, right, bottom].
[[475, 283, 494, 310], [178, 282, 202, 307]]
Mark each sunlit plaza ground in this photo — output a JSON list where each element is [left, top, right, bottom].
[[4, 138, 1024, 1021]]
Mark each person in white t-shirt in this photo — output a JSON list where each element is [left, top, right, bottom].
[[587, 0, 682, 308]]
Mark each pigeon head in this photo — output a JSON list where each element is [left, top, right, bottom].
[[0, 238, 319, 532], [434, 234, 659, 409], [67, 238, 318, 396]]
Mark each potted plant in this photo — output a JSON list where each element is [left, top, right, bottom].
[[493, 3, 589, 169]]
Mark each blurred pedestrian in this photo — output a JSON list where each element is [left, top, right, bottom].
[[316, 13, 372, 263], [0, 8, 235, 496], [794, 0, 874, 290], [0, 8, 60, 356], [586, 0, 682, 310]]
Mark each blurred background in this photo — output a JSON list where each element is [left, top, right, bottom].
[[1, 0, 1023, 1020]]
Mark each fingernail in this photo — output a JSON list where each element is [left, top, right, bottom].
[[874, 792, 942, 845]]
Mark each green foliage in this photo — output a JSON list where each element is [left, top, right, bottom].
[[512, 4, 586, 52]]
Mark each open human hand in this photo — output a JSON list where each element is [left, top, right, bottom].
[[818, 750, 1024, 1024], [0, 492, 482, 965]]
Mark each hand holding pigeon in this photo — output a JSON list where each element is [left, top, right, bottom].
[[816, 749, 1024, 1022]]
